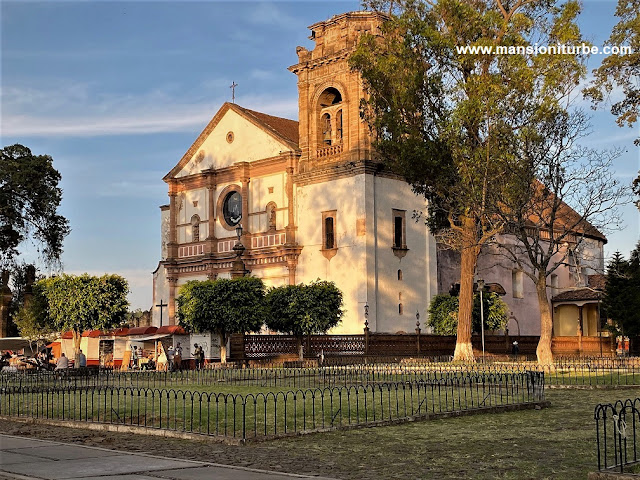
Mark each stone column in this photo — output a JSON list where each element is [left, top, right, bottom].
[[168, 276, 178, 325], [241, 176, 250, 237], [285, 161, 296, 245], [0, 271, 11, 339], [168, 186, 179, 259], [286, 257, 297, 285], [207, 173, 217, 254]]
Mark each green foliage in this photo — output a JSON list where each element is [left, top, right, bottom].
[[603, 245, 640, 337], [265, 280, 344, 336], [428, 293, 509, 335], [0, 144, 70, 268], [34, 273, 129, 335], [176, 277, 266, 337], [13, 284, 55, 342]]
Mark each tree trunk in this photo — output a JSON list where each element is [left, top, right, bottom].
[[219, 333, 227, 364], [535, 272, 554, 365], [297, 336, 304, 361], [72, 330, 81, 367], [453, 215, 479, 362]]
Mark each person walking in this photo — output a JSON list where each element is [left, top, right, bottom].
[[193, 344, 202, 370]]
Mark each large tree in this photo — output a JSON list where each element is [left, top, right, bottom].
[[265, 281, 344, 360], [493, 109, 627, 363], [30, 274, 129, 362], [0, 144, 70, 268], [602, 244, 640, 339], [351, 0, 587, 360], [176, 277, 266, 363]]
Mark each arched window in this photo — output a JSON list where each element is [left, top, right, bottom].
[[398, 269, 403, 281], [321, 113, 332, 145], [191, 215, 200, 242], [266, 202, 277, 231], [317, 87, 343, 150], [399, 303, 404, 315]]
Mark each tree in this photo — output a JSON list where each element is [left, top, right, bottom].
[[265, 281, 344, 360], [0, 144, 70, 269], [428, 293, 508, 336], [493, 109, 627, 363], [32, 274, 129, 361], [602, 244, 640, 338], [351, 0, 587, 361], [176, 277, 265, 363]]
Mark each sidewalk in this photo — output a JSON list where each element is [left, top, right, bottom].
[[0, 434, 337, 480]]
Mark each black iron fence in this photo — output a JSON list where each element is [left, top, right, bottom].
[[0, 372, 545, 441], [595, 398, 640, 473], [2, 360, 638, 390]]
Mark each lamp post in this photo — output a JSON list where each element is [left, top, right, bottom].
[[477, 279, 485, 363], [231, 220, 248, 278]]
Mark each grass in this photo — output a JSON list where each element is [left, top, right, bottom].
[[250, 387, 640, 480], [1, 387, 633, 479], [1, 376, 541, 440]]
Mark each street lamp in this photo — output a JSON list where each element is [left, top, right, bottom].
[[231, 217, 247, 278], [235, 223, 243, 244], [477, 279, 485, 363]]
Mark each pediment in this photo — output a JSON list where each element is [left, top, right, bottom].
[[165, 103, 299, 180]]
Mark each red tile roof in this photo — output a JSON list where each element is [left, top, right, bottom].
[[234, 105, 299, 146], [128, 326, 158, 336], [552, 288, 602, 302], [156, 325, 187, 335]]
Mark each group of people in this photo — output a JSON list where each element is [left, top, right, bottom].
[[54, 350, 86, 370], [130, 342, 194, 371]]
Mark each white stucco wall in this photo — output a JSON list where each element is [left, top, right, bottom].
[[176, 111, 292, 177]]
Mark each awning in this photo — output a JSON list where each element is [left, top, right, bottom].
[[128, 326, 158, 335], [128, 334, 171, 342], [156, 325, 187, 335]]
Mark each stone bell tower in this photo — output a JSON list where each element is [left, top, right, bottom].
[[289, 11, 386, 172]]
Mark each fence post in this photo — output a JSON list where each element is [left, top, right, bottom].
[[364, 302, 370, 356], [415, 311, 421, 355]]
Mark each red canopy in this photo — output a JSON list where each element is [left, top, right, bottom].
[[82, 330, 102, 338], [113, 327, 129, 337], [156, 325, 187, 335], [61, 331, 73, 339], [128, 326, 158, 335]]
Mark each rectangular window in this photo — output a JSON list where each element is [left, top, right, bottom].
[[392, 209, 406, 249], [550, 274, 558, 289], [322, 211, 337, 250]]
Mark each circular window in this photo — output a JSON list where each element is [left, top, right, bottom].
[[226, 131, 234, 143], [223, 191, 242, 226]]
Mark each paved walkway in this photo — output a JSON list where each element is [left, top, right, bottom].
[[0, 435, 337, 480]]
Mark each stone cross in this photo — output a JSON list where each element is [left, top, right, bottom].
[[230, 81, 238, 103]]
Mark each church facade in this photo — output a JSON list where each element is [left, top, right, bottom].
[[152, 12, 437, 334], [152, 10, 607, 339]]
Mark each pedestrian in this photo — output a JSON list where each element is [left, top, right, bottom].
[[174, 342, 182, 371], [512, 340, 519, 359], [198, 344, 205, 369], [131, 346, 139, 369], [193, 344, 201, 370], [78, 349, 87, 369], [167, 345, 175, 371], [55, 353, 69, 370]]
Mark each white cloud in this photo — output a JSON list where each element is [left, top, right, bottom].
[[1, 83, 299, 137]]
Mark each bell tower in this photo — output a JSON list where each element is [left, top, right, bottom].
[[289, 11, 386, 172]]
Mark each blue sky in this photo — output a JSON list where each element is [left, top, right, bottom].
[[1, 0, 639, 311]]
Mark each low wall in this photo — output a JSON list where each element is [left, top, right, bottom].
[[230, 333, 615, 360]]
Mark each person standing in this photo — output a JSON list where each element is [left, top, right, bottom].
[[78, 349, 87, 369], [131, 346, 139, 369], [174, 343, 182, 371], [193, 344, 201, 370], [198, 344, 205, 370]]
